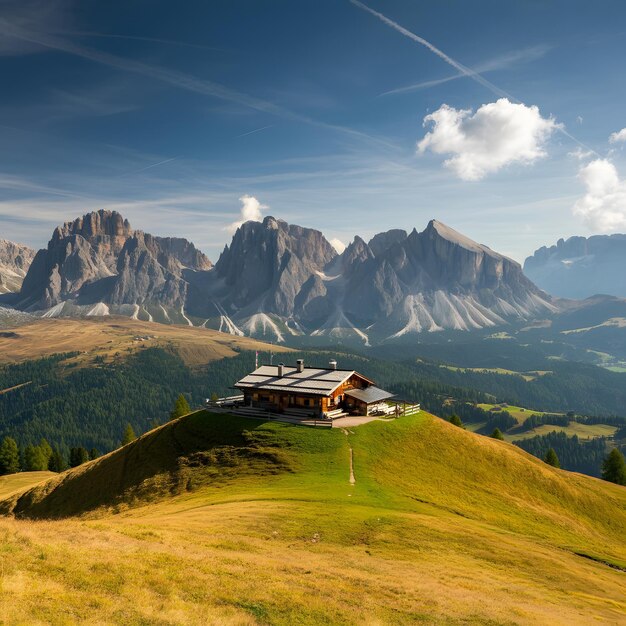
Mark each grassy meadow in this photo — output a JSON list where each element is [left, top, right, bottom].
[[0, 317, 291, 367], [0, 410, 625, 624]]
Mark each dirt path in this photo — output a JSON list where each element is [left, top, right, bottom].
[[349, 446, 355, 485], [0, 381, 32, 395], [341, 428, 356, 485]]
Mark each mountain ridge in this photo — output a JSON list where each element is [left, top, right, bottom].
[[3, 211, 557, 344], [524, 233, 626, 298]]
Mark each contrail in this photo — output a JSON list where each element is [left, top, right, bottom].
[[117, 157, 178, 177], [350, 0, 599, 156], [350, 0, 510, 99], [236, 125, 274, 138]]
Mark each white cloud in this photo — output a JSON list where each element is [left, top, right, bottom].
[[226, 195, 267, 233], [609, 128, 626, 144], [568, 147, 594, 161], [329, 238, 346, 254], [573, 159, 626, 231], [417, 98, 560, 181]]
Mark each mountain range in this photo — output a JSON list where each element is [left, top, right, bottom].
[[524, 234, 626, 299], [0, 210, 561, 344]]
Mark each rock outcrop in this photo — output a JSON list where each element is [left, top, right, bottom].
[[0, 240, 36, 294]]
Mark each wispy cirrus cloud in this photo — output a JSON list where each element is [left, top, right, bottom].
[[0, 16, 392, 150]]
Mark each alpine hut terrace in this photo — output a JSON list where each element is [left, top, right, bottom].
[[230, 359, 399, 422]]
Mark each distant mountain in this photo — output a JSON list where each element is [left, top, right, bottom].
[[0, 240, 35, 294], [524, 234, 626, 299], [6, 211, 558, 344], [17, 210, 212, 318]]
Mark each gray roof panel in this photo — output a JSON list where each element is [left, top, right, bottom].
[[235, 365, 356, 395], [344, 386, 395, 404]]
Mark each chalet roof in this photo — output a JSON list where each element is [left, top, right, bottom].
[[344, 386, 395, 404], [235, 365, 368, 397]]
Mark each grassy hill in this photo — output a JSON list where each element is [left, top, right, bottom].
[[0, 316, 291, 367], [1, 410, 625, 624], [0, 470, 54, 500]]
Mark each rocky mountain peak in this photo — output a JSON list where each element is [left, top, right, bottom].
[[52, 209, 132, 245], [18, 210, 211, 310], [0, 240, 36, 294], [214, 217, 337, 316], [368, 229, 407, 257]]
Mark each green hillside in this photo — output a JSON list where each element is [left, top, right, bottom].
[[1, 410, 625, 624]]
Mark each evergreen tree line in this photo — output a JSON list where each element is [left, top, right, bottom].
[[513, 431, 625, 478], [0, 435, 100, 475]]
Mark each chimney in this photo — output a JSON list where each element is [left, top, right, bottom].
[[296, 359, 304, 373], [277, 363, 284, 377], [329, 359, 337, 370]]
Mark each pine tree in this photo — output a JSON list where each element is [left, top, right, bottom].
[[23, 444, 48, 471], [601, 448, 626, 486], [48, 449, 67, 473], [491, 428, 504, 440], [122, 423, 137, 446], [169, 394, 191, 421], [69, 447, 90, 468], [544, 448, 560, 468], [0, 437, 20, 475], [449, 414, 464, 428], [89, 448, 100, 461], [39, 439, 53, 465]]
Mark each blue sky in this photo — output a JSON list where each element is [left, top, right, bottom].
[[1, 0, 626, 262]]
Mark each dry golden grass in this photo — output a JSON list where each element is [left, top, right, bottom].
[[1, 411, 625, 624], [0, 471, 55, 500], [0, 316, 291, 366]]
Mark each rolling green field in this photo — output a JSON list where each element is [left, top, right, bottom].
[[1, 410, 625, 624], [476, 402, 558, 423]]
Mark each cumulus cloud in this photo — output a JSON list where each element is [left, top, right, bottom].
[[417, 98, 560, 181], [329, 238, 346, 254], [573, 159, 626, 231], [609, 128, 626, 144], [226, 195, 267, 233]]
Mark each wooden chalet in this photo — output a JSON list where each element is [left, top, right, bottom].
[[234, 359, 395, 419]]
